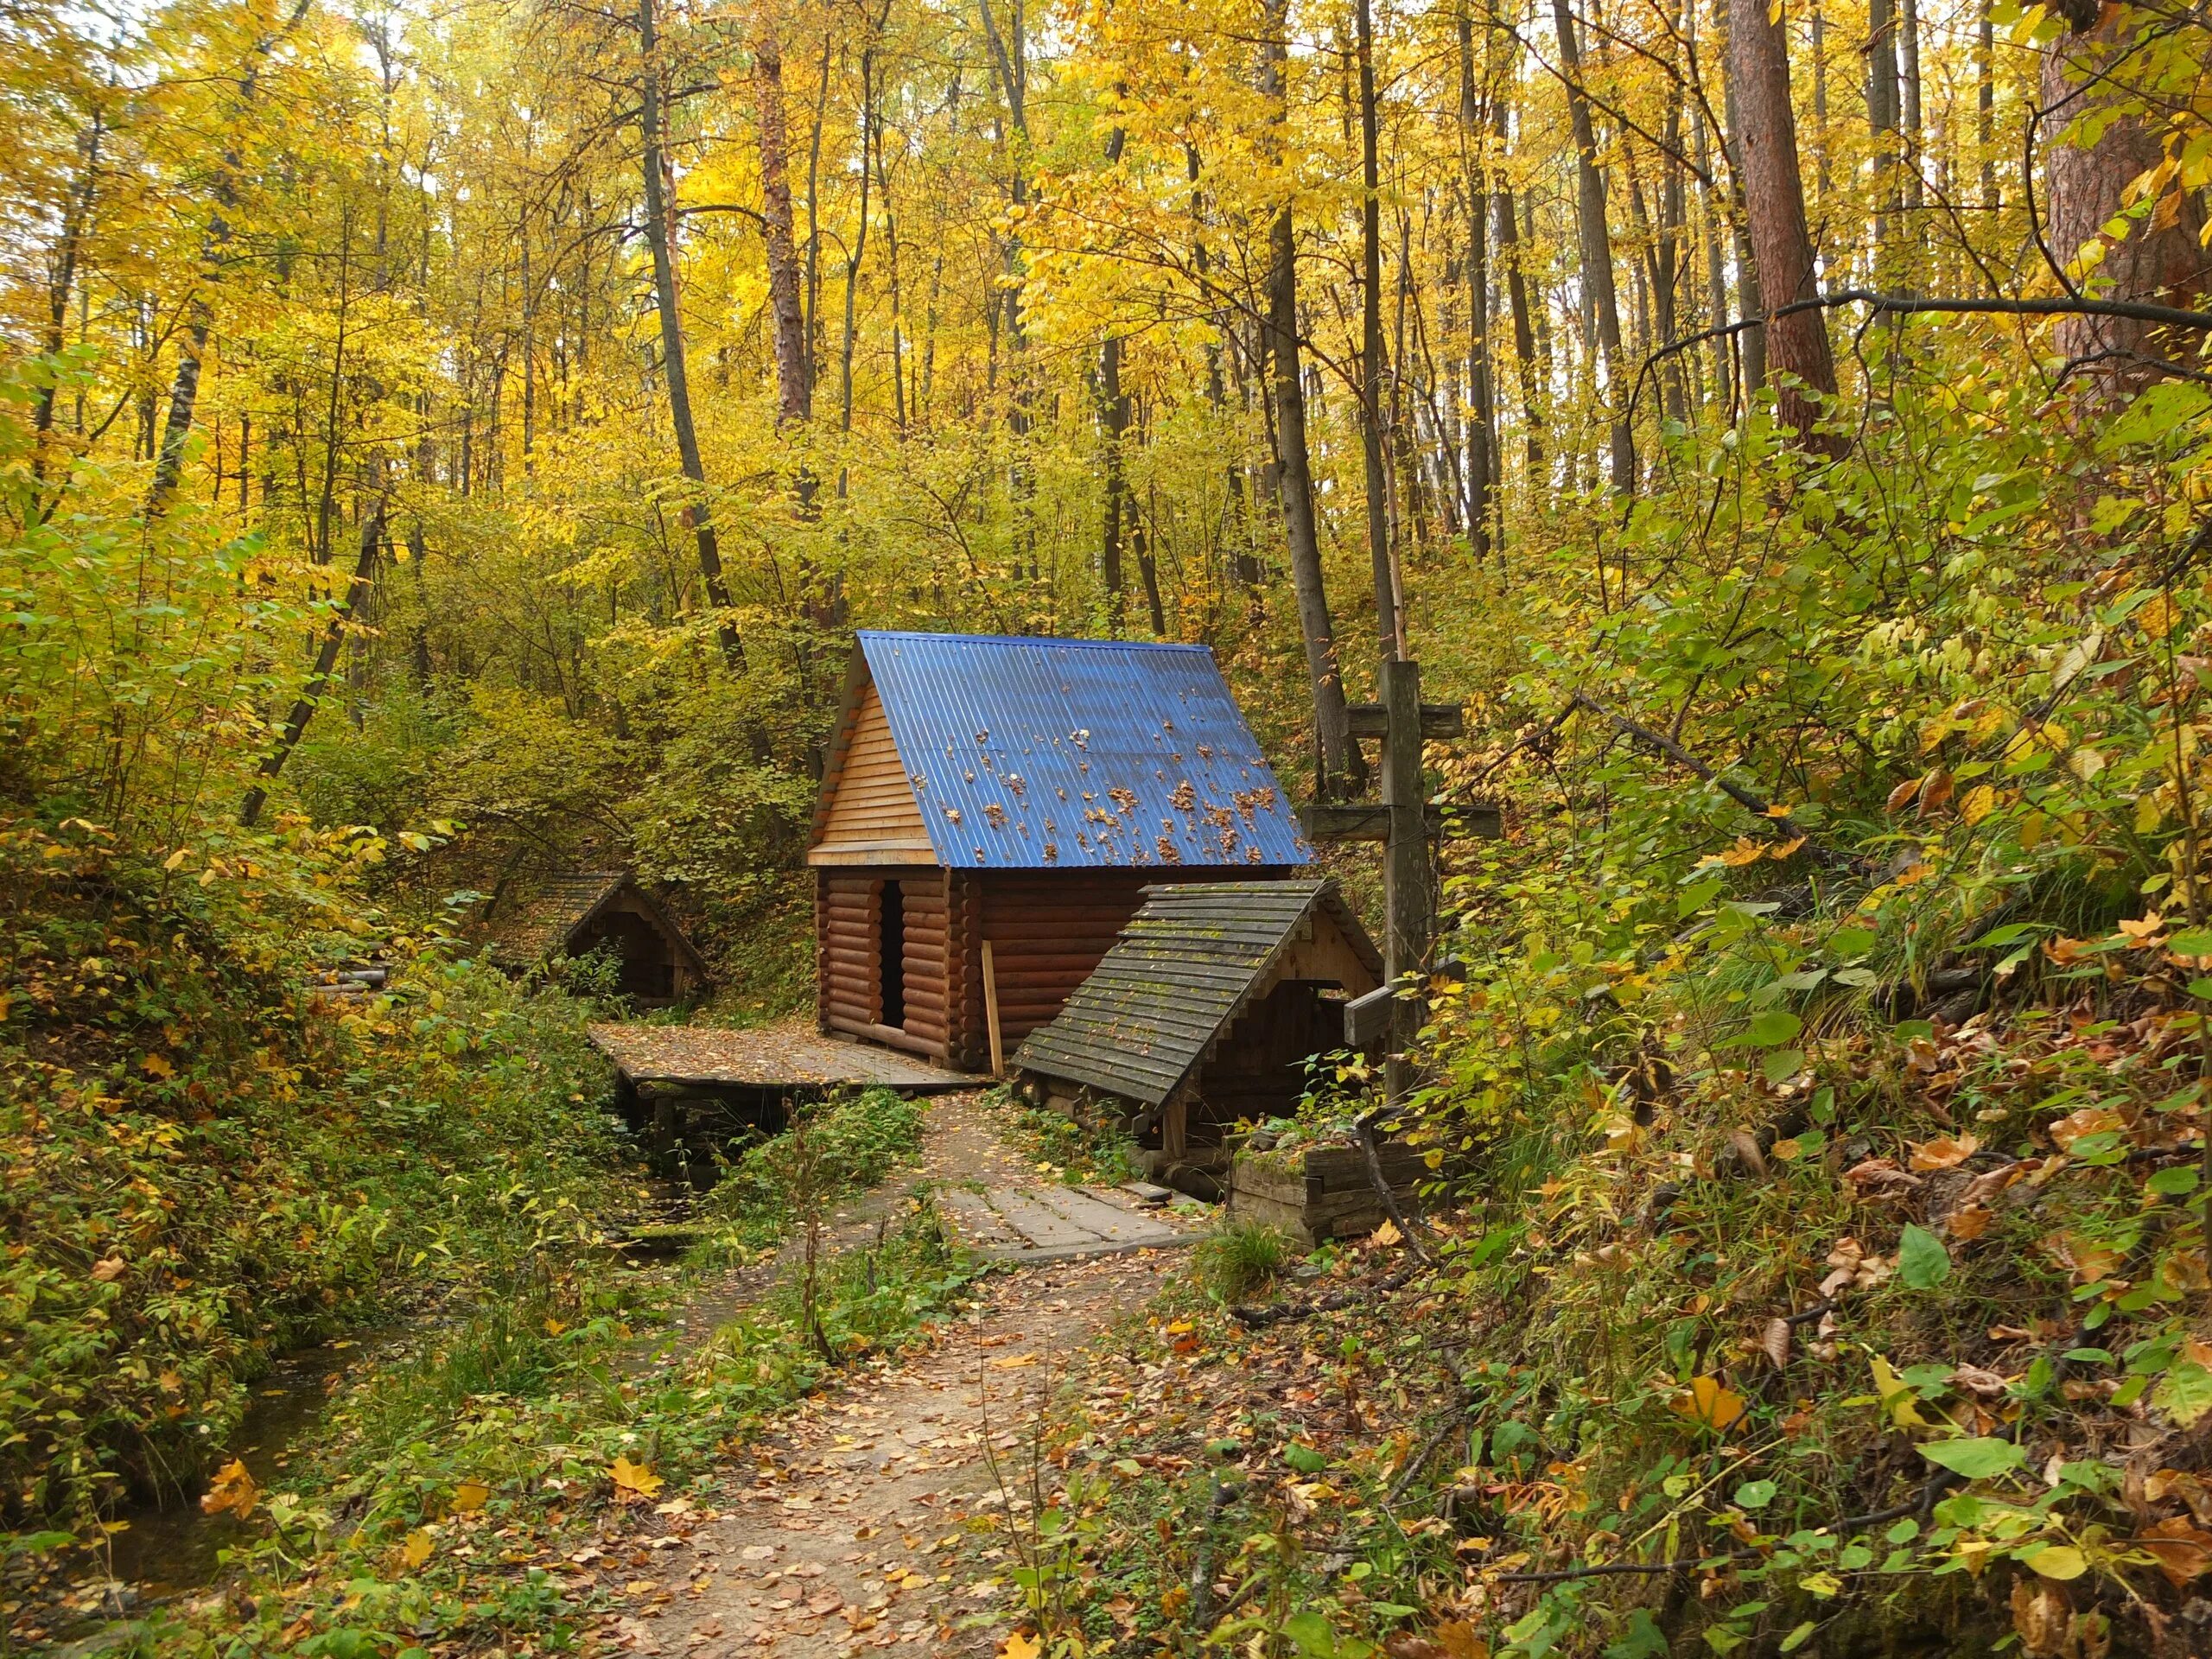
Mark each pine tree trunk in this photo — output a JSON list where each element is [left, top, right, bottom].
[[2040, 5, 2209, 398], [1727, 0, 1840, 447]]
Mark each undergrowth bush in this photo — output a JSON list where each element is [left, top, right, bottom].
[[0, 817, 624, 1530], [697, 1086, 926, 1249], [1194, 1219, 1293, 1304]]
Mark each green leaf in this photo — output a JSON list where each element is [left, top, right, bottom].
[[2168, 930, 2212, 957], [1282, 1442, 1327, 1474], [1828, 925, 1877, 959], [1763, 1049, 1806, 1084], [1918, 1437, 2025, 1480], [2153, 1362, 2212, 1427], [1897, 1224, 1951, 1290], [1734, 1479, 1778, 1510], [2147, 1166, 2201, 1198], [1284, 1611, 1338, 1657], [1780, 1623, 1817, 1654], [1746, 1009, 1803, 1047], [1603, 1611, 1669, 1659], [2021, 1543, 2088, 1581]]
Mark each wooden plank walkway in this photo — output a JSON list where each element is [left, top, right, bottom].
[[938, 1184, 1192, 1263], [588, 1020, 972, 1093]]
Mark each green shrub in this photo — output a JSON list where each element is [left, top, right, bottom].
[[1193, 1218, 1293, 1304]]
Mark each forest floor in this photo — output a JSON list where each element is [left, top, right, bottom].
[[592, 1092, 1190, 1659]]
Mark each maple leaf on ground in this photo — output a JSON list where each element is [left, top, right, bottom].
[[1908, 1134, 1977, 1171], [612, 1456, 664, 1501], [999, 1630, 1041, 1659]]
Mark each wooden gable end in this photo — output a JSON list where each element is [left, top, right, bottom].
[[810, 683, 937, 866]]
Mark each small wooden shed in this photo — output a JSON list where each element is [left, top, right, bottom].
[[1012, 879, 1382, 1155], [480, 871, 706, 1007], [807, 632, 1313, 1070]]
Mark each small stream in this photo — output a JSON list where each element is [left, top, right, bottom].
[[99, 1332, 401, 1604]]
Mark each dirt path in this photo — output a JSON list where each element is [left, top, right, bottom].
[[605, 1093, 1185, 1659]]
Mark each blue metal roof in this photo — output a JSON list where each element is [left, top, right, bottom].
[[855, 631, 1313, 870]]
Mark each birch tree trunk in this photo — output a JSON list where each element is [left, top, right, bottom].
[[1551, 0, 1635, 494]]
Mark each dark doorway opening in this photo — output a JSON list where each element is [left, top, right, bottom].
[[574, 910, 677, 1002], [879, 880, 906, 1030]]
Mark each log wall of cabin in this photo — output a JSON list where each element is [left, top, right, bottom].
[[816, 868, 950, 1058], [951, 868, 1289, 1071]]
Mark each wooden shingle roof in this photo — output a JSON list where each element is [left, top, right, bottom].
[[1011, 880, 1380, 1108], [481, 871, 704, 976]]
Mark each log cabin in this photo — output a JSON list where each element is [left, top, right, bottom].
[[479, 870, 707, 1007], [807, 631, 1313, 1070]]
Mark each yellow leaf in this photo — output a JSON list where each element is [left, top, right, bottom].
[[2139, 594, 2180, 640], [2026, 1545, 2088, 1580], [989, 1353, 1039, 1369], [1871, 1355, 1929, 1428], [399, 1529, 434, 1569], [141, 1052, 175, 1078], [1719, 837, 1766, 868], [162, 848, 188, 871], [610, 1457, 663, 1500], [451, 1479, 491, 1513], [1959, 785, 1997, 827], [1770, 836, 1806, 860], [1371, 1217, 1403, 1246], [1671, 1375, 1747, 1432], [999, 1631, 1041, 1659], [200, 1459, 257, 1519]]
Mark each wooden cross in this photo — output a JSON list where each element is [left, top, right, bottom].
[[1299, 659, 1495, 1098]]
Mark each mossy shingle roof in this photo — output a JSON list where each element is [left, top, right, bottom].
[[1011, 879, 1379, 1107]]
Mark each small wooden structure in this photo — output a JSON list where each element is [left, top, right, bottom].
[[588, 1020, 969, 1185], [479, 871, 706, 1007], [1225, 1139, 1425, 1249], [807, 632, 1313, 1070], [1011, 879, 1382, 1162]]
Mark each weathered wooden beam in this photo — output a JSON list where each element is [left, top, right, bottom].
[[1346, 702, 1465, 739], [1300, 804, 1392, 842], [1343, 983, 1396, 1046]]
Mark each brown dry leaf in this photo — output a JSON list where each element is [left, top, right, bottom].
[[2044, 1232, 2124, 1285], [1431, 1624, 1489, 1659], [89, 1256, 125, 1283], [1946, 1205, 1995, 1241], [200, 1459, 257, 1519], [1909, 1134, 1979, 1172], [1843, 1158, 1923, 1200], [805, 1591, 845, 1615], [1917, 770, 1956, 815], [2047, 1106, 2126, 1152], [1960, 1162, 2026, 1206], [2011, 1579, 2068, 1656], [1384, 1639, 1447, 1659], [1759, 1319, 1791, 1371], [1885, 778, 1922, 815], [2135, 1516, 2212, 1586], [1728, 1128, 1768, 1177]]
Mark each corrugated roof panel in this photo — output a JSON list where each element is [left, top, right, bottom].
[[1011, 880, 1381, 1107], [856, 631, 1313, 871]]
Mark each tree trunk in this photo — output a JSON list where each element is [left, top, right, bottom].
[[1456, 4, 1496, 566], [2040, 5, 2209, 397], [1492, 97, 1544, 469], [756, 28, 811, 426], [1727, 0, 1840, 447], [1551, 0, 1634, 494], [1261, 0, 1361, 797], [146, 0, 315, 520], [1355, 0, 1401, 659], [639, 0, 741, 664], [1099, 333, 1128, 629], [240, 500, 386, 826]]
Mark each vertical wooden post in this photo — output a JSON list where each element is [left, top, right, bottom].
[[1382, 658, 1430, 1100], [981, 938, 1005, 1076]]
